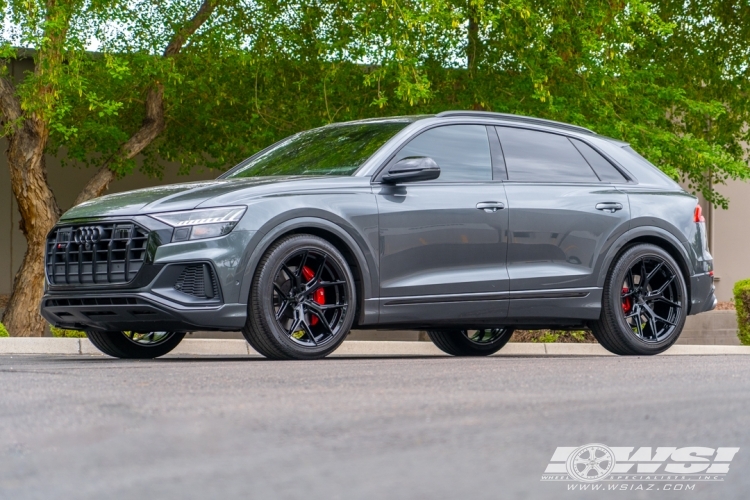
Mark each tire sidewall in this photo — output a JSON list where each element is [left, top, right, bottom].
[[458, 328, 513, 353], [254, 235, 357, 359], [88, 331, 186, 359], [609, 245, 688, 354]]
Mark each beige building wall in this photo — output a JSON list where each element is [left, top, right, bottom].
[[710, 180, 750, 301]]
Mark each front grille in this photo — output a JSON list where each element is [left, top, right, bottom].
[[46, 222, 150, 285], [174, 264, 218, 299]]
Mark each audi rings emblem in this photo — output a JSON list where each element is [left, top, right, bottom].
[[74, 226, 104, 247]]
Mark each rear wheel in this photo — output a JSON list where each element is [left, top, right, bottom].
[[591, 244, 687, 355], [86, 331, 186, 359], [243, 234, 357, 360], [427, 328, 514, 356]]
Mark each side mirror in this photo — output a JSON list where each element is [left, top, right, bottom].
[[382, 157, 441, 184]]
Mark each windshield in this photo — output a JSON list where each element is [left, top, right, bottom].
[[224, 121, 411, 178]]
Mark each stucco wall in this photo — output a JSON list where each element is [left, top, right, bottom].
[[711, 180, 750, 301]]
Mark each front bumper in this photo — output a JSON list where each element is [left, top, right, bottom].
[[42, 215, 256, 332], [41, 290, 247, 332]]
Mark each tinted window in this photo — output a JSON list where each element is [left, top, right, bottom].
[[225, 121, 410, 178], [496, 127, 599, 183], [394, 125, 492, 182], [570, 138, 627, 182]]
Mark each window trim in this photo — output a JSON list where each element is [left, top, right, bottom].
[[494, 125, 635, 184], [569, 137, 630, 184], [488, 126, 508, 180], [371, 123, 497, 184]]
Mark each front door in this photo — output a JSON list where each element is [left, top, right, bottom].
[[375, 124, 510, 326]]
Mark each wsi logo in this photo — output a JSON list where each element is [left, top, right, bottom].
[[542, 444, 739, 483]]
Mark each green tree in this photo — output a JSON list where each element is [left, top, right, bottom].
[[0, 0, 226, 336]]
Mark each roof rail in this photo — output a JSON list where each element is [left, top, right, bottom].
[[436, 110, 595, 135]]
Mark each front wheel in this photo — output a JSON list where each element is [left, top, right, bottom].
[[427, 328, 514, 356], [243, 234, 357, 360], [87, 331, 186, 359], [591, 243, 688, 355]]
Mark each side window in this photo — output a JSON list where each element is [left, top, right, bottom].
[[496, 127, 599, 183], [393, 125, 492, 182], [570, 138, 627, 183]]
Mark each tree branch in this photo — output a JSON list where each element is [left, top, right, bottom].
[[74, 0, 218, 205], [73, 85, 166, 206], [164, 0, 219, 57]]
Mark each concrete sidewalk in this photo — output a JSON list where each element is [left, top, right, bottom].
[[1, 338, 749, 357]]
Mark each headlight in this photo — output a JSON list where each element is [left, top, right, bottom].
[[150, 207, 247, 242]]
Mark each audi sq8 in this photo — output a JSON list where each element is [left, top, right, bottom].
[[40, 111, 716, 359]]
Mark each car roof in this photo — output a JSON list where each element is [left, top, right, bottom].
[[331, 111, 629, 147]]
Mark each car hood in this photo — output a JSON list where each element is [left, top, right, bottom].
[[60, 176, 349, 220]]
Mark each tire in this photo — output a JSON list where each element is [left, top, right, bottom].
[[427, 328, 514, 356], [86, 331, 186, 359], [591, 243, 688, 355], [243, 234, 357, 360]]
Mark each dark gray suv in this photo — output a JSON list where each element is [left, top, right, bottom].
[[41, 111, 716, 359]]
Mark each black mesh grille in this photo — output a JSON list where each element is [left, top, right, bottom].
[[174, 264, 218, 299], [46, 223, 150, 285]]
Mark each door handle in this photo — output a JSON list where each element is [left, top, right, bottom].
[[476, 201, 505, 213], [595, 202, 623, 213]]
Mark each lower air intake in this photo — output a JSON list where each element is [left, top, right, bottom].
[[174, 264, 218, 299]]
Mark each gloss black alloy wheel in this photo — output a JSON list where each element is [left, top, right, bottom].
[[428, 327, 514, 356], [87, 331, 186, 359], [243, 234, 357, 360], [591, 244, 687, 355]]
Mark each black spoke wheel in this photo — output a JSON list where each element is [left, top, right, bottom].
[[87, 331, 185, 359], [243, 234, 357, 360], [591, 244, 687, 355], [428, 328, 514, 356]]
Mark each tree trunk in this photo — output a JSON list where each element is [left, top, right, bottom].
[[1, 115, 61, 336], [467, 1, 483, 110]]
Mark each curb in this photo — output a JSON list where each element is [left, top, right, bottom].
[[1, 338, 750, 357]]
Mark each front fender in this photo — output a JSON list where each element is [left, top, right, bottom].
[[236, 215, 379, 326]]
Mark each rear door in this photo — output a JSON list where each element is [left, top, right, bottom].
[[375, 124, 510, 325], [495, 126, 631, 318]]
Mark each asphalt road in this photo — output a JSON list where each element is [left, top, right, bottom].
[[1, 354, 749, 500]]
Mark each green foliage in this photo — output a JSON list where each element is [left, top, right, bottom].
[[50, 325, 87, 338], [533, 330, 592, 343], [512, 329, 596, 343], [733, 279, 750, 346], [3, 0, 750, 207], [0, 322, 8, 338]]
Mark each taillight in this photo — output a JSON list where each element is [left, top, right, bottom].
[[694, 204, 705, 223]]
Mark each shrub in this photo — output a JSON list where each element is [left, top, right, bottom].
[[50, 326, 87, 338], [510, 329, 596, 343], [734, 279, 750, 345], [0, 322, 8, 337]]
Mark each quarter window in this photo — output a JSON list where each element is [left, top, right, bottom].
[[393, 125, 492, 182], [496, 127, 599, 183], [570, 138, 627, 183]]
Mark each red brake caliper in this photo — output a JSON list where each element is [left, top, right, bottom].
[[622, 287, 632, 314], [301, 266, 325, 325]]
